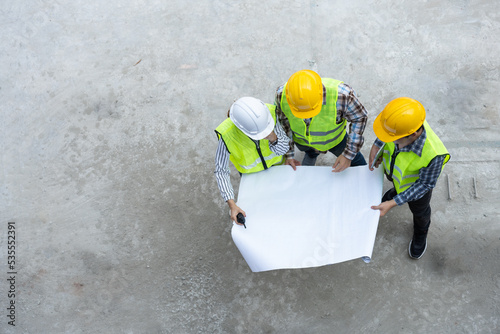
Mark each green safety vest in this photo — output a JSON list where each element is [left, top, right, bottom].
[[280, 78, 347, 151], [381, 121, 450, 194], [215, 104, 284, 174]]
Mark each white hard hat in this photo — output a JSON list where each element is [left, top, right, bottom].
[[229, 97, 274, 140]]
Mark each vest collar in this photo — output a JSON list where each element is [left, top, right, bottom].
[[396, 127, 427, 157], [322, 84, 326, 106]]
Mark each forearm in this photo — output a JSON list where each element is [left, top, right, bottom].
[[226, 199, 238, 208], [214, 141, 235, 202], [339, 85, 368, 159], [394, 182, 431, 205], [269, 120, 291, 156], [215, 169, 234, 202], [275, 99, 295, 159], [342, 123, 365, 160]]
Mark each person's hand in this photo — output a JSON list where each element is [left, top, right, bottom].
[[369, 144, 383, 171], [332, 155, 351, 173], [264, 131, 277, 142], [227, 200, 246, 225], [371, 199, 397, 217], [285, 158, 301, 171]]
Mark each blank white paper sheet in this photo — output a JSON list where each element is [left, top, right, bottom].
[[232, 165, 384, 272]]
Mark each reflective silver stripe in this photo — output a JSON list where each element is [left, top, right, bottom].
[[394, 165, 403, 176], [393, 166, 419, 180], [391, 174, 402, 185], [399, 175, 418, 191], [294, 130, 345, 146], [292, 131, 307, 140], [402, 173, 419, 180], [387, 149, 420, 191], [310, 130, 345, 146], [238, 152, 279, 170], [293, 124, 345, 142], [382, 150, 391, 169], [399, 181, 415, 191], [393, 165, 419, 180], [309, 123, 345, 136]]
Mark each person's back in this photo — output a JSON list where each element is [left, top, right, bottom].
[[369, 97, 450, 259], [275, 69, 368, 172], [214, 97, 289, 225]]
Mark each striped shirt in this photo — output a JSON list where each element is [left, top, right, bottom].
[[275, 82, 368, 160], [374, 128, 446, 205], [214, 119, 289, 202]]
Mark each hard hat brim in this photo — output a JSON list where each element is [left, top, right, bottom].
[[290, 104, 322, 119], [373, 112, 406, 143], [246, 120, 274, 141]]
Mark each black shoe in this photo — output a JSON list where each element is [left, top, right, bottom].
[[408, 237, 427, 260]]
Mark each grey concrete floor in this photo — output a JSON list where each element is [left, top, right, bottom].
[[1, 0, 499, 333]]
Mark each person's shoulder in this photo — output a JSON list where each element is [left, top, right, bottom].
[[216, 117, 234, 131], [337, 82, 353, 96], [276, 84, 285, 94]]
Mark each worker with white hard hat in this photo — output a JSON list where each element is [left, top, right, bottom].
[[215, 97, 289, 225], [369, 97, 450, 259], [275, 69, 368, 172]]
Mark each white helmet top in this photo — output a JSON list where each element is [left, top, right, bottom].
[[229, 97, 274, 140]]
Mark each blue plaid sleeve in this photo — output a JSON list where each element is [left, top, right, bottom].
[[394, 155, 446, 205], [337, 84, 368, 160]]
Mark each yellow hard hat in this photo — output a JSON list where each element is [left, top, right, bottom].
[[373, 97, 426, 142], [285, 70, 323, 119]]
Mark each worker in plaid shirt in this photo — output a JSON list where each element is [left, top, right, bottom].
[[274, 70, 368, 173], [370, 97, 450, 259]]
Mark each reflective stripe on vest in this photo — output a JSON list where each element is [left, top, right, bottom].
[[280, 78, 347, 151], [215, 104, 284, 174], [381, 121, 450, 194], [238, 151, 280, 171]]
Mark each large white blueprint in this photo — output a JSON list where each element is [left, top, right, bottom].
[[232, 165, 384, 272]]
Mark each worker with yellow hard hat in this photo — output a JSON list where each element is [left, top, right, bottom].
[[369, 97, 450, 259], [215, 97, 289, 225], [275, 70, 368, 172]]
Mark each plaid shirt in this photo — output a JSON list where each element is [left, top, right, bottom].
[[374, 127, 446, 205], [275, 82, 368, 160]]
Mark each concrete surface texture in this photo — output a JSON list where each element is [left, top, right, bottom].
[[1, 0, 499, 333]]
